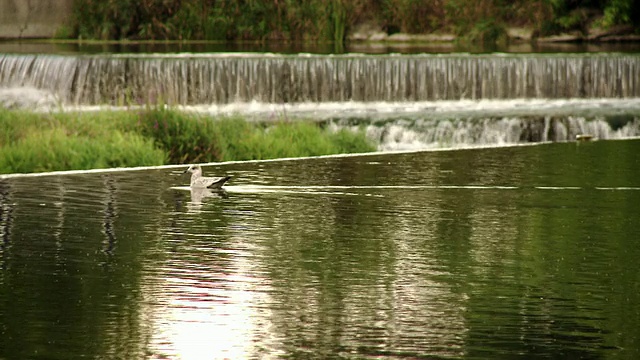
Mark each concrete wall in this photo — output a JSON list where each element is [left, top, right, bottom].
[[0, 0, 74, 39]]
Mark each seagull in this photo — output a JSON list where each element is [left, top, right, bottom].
[[183, 165, 231, 189]]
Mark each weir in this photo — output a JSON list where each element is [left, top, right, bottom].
[[2, 52, 639, 150], [1, 53, 639, 105], [331, 115, 640, 151]]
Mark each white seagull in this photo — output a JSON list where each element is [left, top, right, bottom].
[[183, 165, 231, 189]]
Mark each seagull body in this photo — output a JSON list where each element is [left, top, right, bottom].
[[184, 165, 231, 189]]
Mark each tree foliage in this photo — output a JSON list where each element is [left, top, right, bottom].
[[71, 0, 640, 42]]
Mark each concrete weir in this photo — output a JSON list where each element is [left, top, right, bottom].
[[1, 53, 639, 105], [1, 52, 639, 150], [0, 0, 73, 39]]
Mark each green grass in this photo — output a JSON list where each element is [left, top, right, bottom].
[[135, 108, 374, 163], [0, 128, 165, 174], [0, 108, 375, 174], [0, 110, 165, 173], [229, 120, 375, 160]]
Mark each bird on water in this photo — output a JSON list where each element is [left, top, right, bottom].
[[183, 165, 231, 189]]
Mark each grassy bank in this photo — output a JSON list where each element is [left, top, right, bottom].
[[0, 109, 375, 174]]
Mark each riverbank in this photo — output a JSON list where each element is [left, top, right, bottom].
[[2, 0, 639, 49], [0, 108, 375, 174]]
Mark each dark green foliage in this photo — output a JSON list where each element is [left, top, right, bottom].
[[534, 0, 640, 35], [381, 0, 445, 34], [71, 0, 350, 42], [67, 0, 640, 44], [601, 0, 640, 27], [459, 19, 508, 46]]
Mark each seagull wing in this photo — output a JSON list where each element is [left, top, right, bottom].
[[200, 175, 232, 189]]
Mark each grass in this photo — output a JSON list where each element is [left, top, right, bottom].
[[0, 128, 165, 174], [0, 108, 375, 174], [135, 108, 374, 163], [0, 110, 165, 173]]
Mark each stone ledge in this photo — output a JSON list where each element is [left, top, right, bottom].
[[507, 28, 533, 41], [349, 27, 640, 44], [537, 33, 583, 43], [348, 32, 459, 43]]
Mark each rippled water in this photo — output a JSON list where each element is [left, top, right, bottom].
[[1, 140, 639, 359]]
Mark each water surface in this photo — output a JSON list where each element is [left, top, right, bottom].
[[1, 139, 639, 359], [2, 40, 640, 55]]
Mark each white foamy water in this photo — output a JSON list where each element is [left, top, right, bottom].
[[3, 88, 638, 151], [2, 51, 640, 151], [0, 87, 60, 110], [53, 98, 640, 121]]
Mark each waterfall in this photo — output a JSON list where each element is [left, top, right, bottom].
[[1, 53, 639, 105], [2, 52, 639, 150], [330, 116, 640, 151]]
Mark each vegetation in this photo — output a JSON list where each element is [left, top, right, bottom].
[[0, 110, 164, 173], [134, 108, 374, 164], [69, 0, 640, 45], [0, 108, 375, 174]]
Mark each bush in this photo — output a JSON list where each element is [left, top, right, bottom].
[[601, 0, 638, 27], [462, 19, 508, 46]]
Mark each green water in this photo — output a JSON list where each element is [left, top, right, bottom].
[[2, 40, 640, 55], [1, 140, 639, 359]]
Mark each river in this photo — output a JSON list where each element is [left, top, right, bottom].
[[1, 139, 639, 359]]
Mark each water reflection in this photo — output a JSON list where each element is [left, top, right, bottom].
[[0, 180, 13, 272], [147, 237, 272, 359], [2, 40, 640, 55], [1, 140, 639, 358], [101, 175, 118, 257]]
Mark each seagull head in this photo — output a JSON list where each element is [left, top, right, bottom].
[[183, 164, 202, 175]]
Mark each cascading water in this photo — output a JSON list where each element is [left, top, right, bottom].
[[1, 53, 639, 104], [330, 115, 640, 151], [1, 52, 640, 149]]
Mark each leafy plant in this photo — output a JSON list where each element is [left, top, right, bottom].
[[601, 0, 637, 27]]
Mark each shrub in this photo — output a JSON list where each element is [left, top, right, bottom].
[[601, 0, 638, 27], [462, 19, 508, 46]]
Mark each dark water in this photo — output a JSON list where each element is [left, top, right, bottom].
[[1, 139, 640, 359], [2, 40, 640, 55]]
